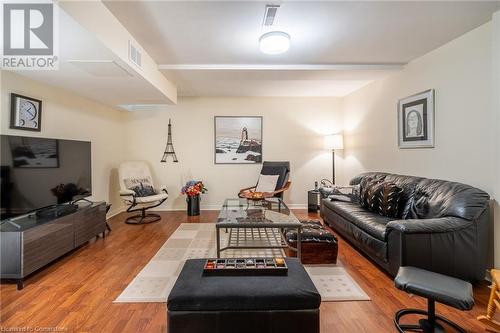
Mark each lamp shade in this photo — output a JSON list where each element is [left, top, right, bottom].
[[324, 134, 344, 150]]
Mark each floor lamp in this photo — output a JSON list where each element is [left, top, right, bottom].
[[324, 134, 344, 184]]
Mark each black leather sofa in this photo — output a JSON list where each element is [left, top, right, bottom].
[[320, 172, 490, 282]]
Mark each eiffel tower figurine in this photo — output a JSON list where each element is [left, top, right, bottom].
[[161, 119, 179, 162]]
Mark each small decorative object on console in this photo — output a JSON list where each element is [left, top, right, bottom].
[[181, 181, 207, 216]]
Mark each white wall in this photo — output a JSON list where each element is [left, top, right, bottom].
[[342, 22, 498, 266], [0, 71, 126, 216], [492, 11, 500, 269], [123, 97, 343, 209]]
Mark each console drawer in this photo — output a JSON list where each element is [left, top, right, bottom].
[[23, 216, 74, 276]]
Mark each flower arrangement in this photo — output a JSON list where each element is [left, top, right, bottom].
[[181, 180, 208, 197]]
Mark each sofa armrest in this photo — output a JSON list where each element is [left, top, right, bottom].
[[159, 185, 168, 194], [386, 214, 487, 282], [386, 217, 472, 234]]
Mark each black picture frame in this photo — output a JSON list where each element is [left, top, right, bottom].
[[214, 116, 263, 164], [10, 93, 43, 132]]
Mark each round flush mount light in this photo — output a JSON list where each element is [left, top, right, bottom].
[[259, 31, 290, 55]]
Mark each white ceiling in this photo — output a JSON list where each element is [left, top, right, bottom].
[[14, 7, 170, 108], [103, 1, 500, 97], [11, 2, 500, 103]]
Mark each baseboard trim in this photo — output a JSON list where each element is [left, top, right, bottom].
[[153, 203, 308, 211], [109, 204, 308, 214], [107, 207, 125, 219]]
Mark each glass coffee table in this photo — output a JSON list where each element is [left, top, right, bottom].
[[216, 198, 302, 260]]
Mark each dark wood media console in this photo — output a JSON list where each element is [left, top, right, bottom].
[[0, 202, 107, 290]]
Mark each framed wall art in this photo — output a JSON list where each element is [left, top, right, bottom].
[[398, 89, 435, 148], [214, 116, 262, 164]]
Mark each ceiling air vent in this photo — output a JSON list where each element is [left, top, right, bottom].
[[128, 40, 142, 68], [262, 5, 280, 26]]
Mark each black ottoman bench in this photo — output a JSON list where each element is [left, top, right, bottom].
[[394, 266, 474, 333], [284, 220, 338, 264], [167, 258, 321, 333]]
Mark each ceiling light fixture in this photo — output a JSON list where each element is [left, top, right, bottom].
[[259, 31, 290, 55]]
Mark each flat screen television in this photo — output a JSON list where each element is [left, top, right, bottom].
[[0, 135, 91, 220]]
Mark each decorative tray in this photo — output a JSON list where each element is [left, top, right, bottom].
[[203, 258, 288, 276], [240, 191, 273, 201]]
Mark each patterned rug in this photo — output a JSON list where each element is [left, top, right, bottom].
[[114, 223, 370, 303]]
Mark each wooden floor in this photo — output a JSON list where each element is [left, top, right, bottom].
[[0, 210, 493, 333]]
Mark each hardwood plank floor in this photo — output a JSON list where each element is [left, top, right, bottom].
[[0, 210, 492, 332]]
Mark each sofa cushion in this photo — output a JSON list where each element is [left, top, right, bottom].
[[409, 178, 490, 220], [321, 200, 389, 263], [322, 200, 392, 241]]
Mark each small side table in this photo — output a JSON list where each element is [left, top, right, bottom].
[[308, 190, 321, 212]]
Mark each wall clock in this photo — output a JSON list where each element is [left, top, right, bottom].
[[10, 93, 42, 132]]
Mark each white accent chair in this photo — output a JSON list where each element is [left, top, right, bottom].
[[119, 161, 168, 224]]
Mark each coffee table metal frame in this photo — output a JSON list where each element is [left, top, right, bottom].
[[216, 198, 302, 260]]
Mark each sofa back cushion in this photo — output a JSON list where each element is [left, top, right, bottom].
[[409, 178, 490, 220], [352, 172, 490, 221]]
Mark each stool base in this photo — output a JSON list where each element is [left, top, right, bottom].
[[394, 300, 467, 333]]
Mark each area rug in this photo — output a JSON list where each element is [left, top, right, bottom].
[[114, 223, 370, 303]]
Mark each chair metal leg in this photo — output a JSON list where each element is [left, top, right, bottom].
[[394, 300, 467, 333], [125, 208, 161, 224]]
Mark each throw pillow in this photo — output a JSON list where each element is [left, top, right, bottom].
[[328, 185, 360, 203], [359, 177, 381, 209], [363, 181, 403, 218], [131, 183, 157, 197], [124, 176, 153, 189], [255, 174, 280, 193], [318, 186, 335, 199]]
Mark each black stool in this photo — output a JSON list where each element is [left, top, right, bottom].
[[394, 266, 474, 333]]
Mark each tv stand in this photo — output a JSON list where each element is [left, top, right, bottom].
[[0, 202, 106, 290], [35, 204, 79, 218]]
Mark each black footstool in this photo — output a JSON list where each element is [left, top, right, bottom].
[[394, 266, 474, 333], [284, 220, 338, 264], [167, 258, 321, 333]]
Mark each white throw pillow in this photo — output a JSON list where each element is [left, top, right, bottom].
[[255, 174, 280, 193]]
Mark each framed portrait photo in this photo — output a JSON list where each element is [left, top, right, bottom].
[[398, 89, 435, 148], [214, 116, 262, 164], [10, 93, 42, 132]]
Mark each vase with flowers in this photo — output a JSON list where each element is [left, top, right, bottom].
[[181, 181, 208, 216]]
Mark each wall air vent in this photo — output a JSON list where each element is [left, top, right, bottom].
[[128, 40, 142, 68], [263, 5, 280, 26]]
